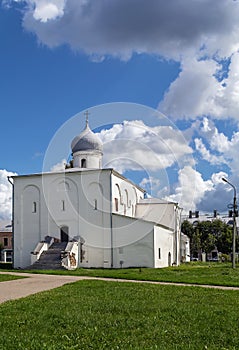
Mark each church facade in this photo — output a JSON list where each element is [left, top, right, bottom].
[[11, 118, 188, 269]]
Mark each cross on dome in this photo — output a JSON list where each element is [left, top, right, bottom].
[[84, 110, 90, 127]]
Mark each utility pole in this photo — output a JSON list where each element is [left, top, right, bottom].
[[222, 177, 237, 268]]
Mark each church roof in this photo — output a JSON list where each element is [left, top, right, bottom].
[[71, 120, 103, 153]]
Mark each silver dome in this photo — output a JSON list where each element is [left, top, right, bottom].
[[71, 123, 103, 153]]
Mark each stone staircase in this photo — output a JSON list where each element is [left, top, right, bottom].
[[29, 242, 68, 270]]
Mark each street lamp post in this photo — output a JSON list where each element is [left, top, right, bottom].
[[222, 177, 237, 268]]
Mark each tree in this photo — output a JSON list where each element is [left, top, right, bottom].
[[181, 218, 234, 256], [181, 220, 201, 256], [181, 220, 194, 240], [217, 225, 233, 254]]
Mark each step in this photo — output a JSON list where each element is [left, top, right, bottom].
[[29, 242, 68, 270]]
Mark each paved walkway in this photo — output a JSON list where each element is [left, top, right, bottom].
[[1, 271, 239, 305], [0, 272, 86, 304]]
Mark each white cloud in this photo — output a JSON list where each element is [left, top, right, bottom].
[[215, 52, 239, 120], [50, 159, 66, 172], [0, 169, 17, 220], [139, 176, 161, 195], [5, 0, 239, 121], [198, 171, 234, 213], [195, 117, 230, 154], [6, 0, 66, 22], [140, 177, 160, 187], [140, 166, 233, 214], [210, 131, 229, 154], [98, 120, 193, 173], [5, 0, 239, 60], [166, 166, 215, 211], [32, 0, 65, 22], [159, 57, 226, 119], [160, 53, 239, 121], [187, 117, 239, 179], [194, 138, 225, 165]]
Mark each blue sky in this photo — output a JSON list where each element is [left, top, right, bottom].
[[1, 0, 239, 219]]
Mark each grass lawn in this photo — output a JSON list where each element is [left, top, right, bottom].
[[0, 274, 26, 282], [0, 280, 239, 349], [17, 262, 239, 287]]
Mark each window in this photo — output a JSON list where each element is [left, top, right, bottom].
[[119, 247, 124, 254], [115, 184, 122, 204], [32, 202, 37, 213], [62, 200, 65, 211], [158, 248, 161, 259], [81, 159, 86, 168], [115, 198, 119, 212], [4, 238, 8, 247], [94, 199, 97, 210]]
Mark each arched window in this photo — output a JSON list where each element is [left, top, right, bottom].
[[114, 184, 122, 210], [81, 159, 86, 168], [124, 189, 129, 207], [133, 187, 138, 204], [115, 184, 124, 204]]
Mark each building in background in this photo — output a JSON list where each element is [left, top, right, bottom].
[[0, 221, 13, 263]]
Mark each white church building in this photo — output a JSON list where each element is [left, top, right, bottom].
[[11, 118, 189, 269]]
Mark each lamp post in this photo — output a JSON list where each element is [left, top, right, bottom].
[[222, 177, 237, 268]]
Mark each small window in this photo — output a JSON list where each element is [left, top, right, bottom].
[[158, 248, 161, 259], [4, 238, 8, 247], [32, 202, 37, 213], [62, 200, 65, 211], [94, 199, 97, 210], [81, 159, 86, 168], [119, 247, 124, 254], [115, 198, 119, 212]]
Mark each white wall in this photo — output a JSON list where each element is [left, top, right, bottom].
[[136, 200, 182, 266], [13, 169, 113, 268], [136, 200, 176, 229], [112, 214, 154, 268], [111, 172, 145, 217], [153, 226, 174, 268]]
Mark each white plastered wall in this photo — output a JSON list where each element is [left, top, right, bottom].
[[13, 169, 113, 268], [73, 150, 102, 169], [153, 225, 174, 268], [136, 201, 176, 229], [111, 172, 145, 217], [112, 214, 154, 268]]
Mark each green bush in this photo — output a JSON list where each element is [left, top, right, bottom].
[[220, 253, 230, 262], [0, 262, 13, 269]]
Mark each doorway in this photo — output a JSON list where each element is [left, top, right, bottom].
[[60, 226, 69, 242]]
